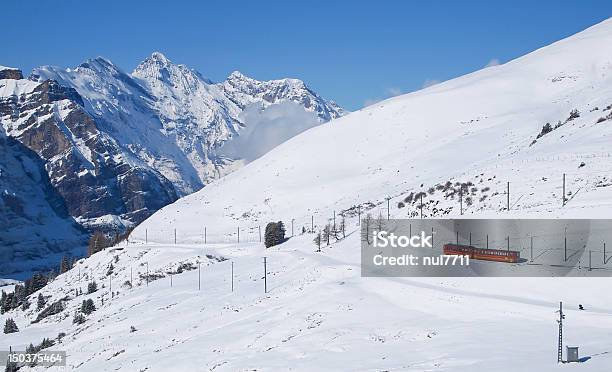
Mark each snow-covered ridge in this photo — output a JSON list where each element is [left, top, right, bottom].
[[33, 52, 345, 195]]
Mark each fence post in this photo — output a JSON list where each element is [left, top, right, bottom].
[[263, 257, 267, 294]]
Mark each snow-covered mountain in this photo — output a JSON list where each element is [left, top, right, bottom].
[[34, 52, 345, 195], [4, 18, 612, 371], [1, 54, 343, 275]]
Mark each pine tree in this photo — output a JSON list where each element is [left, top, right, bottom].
[[3, 318, 18, 334], [313, 232, 321, 251], [322, 224, 331, 246], [73, 312, 86, 324], [81, 299, 96, 315], [87, 281, 97, 294], [5, 356, 18, 372], [264, 221, 286, 248], [0, 291, 5, 314], [37, 293, 45, 311]]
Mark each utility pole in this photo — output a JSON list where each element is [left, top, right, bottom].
[[420, 194, 423, 219], [557, 301, 565, 363], [263, 257, 267, 294], [386, 197, 390, 220], [564, 228, 567, 262], [562, 173, 566, 207], [460, 186, 463, 215], [333, 211, 336, 232], [507, 182, 510, 211]]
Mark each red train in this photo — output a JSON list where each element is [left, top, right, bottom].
[[443, 243, 520, 263]]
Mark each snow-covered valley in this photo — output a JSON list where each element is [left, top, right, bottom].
[[3, 15, 612, 372]]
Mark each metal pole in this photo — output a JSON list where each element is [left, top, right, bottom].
[[259, 226, 261, 242], [130, 267, 133, 285], [564, 229, 567, 262], [170, 273, 173, 287], [145, 229, 148, 244], [174, 228, 177, 245], [291, 219, 294, 237], [589, 250, 592, 271], [507, 236, 509, 251], [469, 232, 471, 246], [562, 173, 566, 207], [263, 257, 267, 294], [387, 197, 390, 220], [507, 182, 510, 211], [237, 227, 240, 243], [358, 207, 361, 226], [460, 186, 463, 215], [146, 262, 149, 287], [420, 194, 423, 219], [231, 261, 234, 292], [456, 231, 459, 245], [431, 227, 434, 248], [198, 262, 201, 291], [311, 215, 314, 231], [558, 301, 563, 363], [530, 236, 533, 262]]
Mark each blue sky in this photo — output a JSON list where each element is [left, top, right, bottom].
[[2, 0, 611, 110]]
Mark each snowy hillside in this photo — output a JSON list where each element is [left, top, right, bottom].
[[3, 18, 612, 372]]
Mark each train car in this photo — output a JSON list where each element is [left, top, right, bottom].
[[443, 243, 520, 263]]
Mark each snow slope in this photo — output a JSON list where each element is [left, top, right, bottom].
[[3, 18, 612, 372]]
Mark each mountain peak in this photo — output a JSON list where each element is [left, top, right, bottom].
[[149, 51, 171, 64]]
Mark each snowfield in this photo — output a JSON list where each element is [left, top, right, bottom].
[[4, 17, 612, 372]]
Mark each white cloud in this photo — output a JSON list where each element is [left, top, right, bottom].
[[385, 87, 402, 96], [422, 79, 441, 89], [485, 58, 500, 68], [363, 98, 382, 107], [217, 101, 320, 162]]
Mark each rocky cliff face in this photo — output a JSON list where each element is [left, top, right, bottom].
[[0, 130, 86, 277], [0, 71, 178, 231]]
